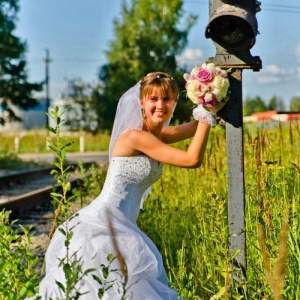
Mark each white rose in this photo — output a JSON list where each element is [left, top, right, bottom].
[[186, 80, 201, 104], [183, 73, 191, 81], [204, 92, 213, 103], [203, 62, 215, 70], [212, 76, 229, 100]]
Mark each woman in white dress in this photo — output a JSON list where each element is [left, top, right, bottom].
[[31, 72, 225, 300]]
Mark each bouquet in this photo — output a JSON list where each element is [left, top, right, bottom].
[[183, 62, 230, 108]]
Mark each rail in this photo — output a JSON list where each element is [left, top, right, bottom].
[[0, 163, 93, 211]]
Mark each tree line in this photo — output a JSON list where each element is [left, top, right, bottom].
[[1, 0, 300, 133], [244, 95, 300, 116], [1, 0, 197, 133]]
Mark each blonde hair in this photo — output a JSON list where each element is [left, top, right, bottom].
[[140, 72, 178, 101]]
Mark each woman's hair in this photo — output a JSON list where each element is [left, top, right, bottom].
[[140, 72, 178, 101]]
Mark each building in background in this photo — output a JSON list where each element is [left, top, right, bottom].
[[243, 110, 300, 123], [0, 98, 48, 132]]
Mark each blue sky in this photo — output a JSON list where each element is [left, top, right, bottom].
[[15, 0, 300, 109]]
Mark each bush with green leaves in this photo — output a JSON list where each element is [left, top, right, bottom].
[[0, 210, 40, 299]]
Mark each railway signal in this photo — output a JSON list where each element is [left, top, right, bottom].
[[205, 0, 262, 70]]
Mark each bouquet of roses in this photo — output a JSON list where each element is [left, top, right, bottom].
[[183, 62, 230, 108]]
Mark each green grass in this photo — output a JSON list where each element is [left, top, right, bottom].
[[1, 121, 299, 299], [0, 130, 110, 154], [138, 122, 300, 299]]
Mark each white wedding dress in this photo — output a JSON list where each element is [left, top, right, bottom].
[[33, 155, 180, 300]]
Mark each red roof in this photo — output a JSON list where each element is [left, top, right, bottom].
[[251, 110, 277, 121], [250, 110, 300, 121]]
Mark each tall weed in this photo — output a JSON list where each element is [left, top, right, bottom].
[[139, 122, 300, 299], [0, 210, 40, 299]]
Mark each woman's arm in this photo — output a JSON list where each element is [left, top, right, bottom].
[[160, 120, 198, 144], [114, 121, 211, 168], [160, 100, 224, 144]]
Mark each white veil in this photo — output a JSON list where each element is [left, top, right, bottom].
[[109, 81, 142, 161], [109, 80, 176, 161], [108, 79, 177, 208]]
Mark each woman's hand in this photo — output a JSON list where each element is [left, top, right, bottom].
[[208, 98, 230, 113]]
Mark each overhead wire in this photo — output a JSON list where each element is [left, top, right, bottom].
[[28, 1, 300, 64], [184, 0, 300, 14]]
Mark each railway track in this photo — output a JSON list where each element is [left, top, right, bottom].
[[0, 162, 94, 221], [0, 160, 105, 275]]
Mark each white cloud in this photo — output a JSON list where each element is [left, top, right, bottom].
[[297, 67, 300, 79], [256, 64, 298, 85], [265, 64, 281, 75], [295, 43, 300, 63], [255, 65, 282, 84], [257, 76, 281, 84], [264, 64, 295, 76], [184, 48, 203, 60], [177, 48, 204, 68]]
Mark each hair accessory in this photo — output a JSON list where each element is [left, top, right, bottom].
[[156, 75, 160, 79], [193, 104, 217, 127]]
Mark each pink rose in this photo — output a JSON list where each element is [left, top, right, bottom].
[[193, 67, 213, 83]]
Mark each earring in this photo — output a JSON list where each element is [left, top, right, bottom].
[[142, 108, 146, 118]]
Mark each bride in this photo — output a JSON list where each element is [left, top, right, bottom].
[[31, 72, 225, 299]]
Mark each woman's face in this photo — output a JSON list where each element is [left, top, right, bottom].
[[140, 86, 176, 126]]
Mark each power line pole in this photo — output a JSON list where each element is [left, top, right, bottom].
[[44, 48, 52, 127]]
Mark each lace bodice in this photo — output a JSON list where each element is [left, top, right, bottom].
[[96, 155, 162, 223]]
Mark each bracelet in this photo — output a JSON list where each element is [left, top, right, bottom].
[[192, 105, 217, 127]]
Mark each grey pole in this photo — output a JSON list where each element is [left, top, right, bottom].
[[206, 0, 262, 287], [223, 69, 246, 268]]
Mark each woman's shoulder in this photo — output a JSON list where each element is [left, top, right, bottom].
[[112, 129, 147, 157], [122, 128, 146, 138], [119, 128, 156, 147]]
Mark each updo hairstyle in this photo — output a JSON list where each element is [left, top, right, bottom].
[[140, 72, 178, 101]]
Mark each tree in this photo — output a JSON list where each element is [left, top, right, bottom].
[[289, 96, 300, 111], [0, 0, 42, 125], [62, 78, 104, 133], [99, 0, 197, 129], [243, 95, 267, 116], [267, 95, 285, 111]]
